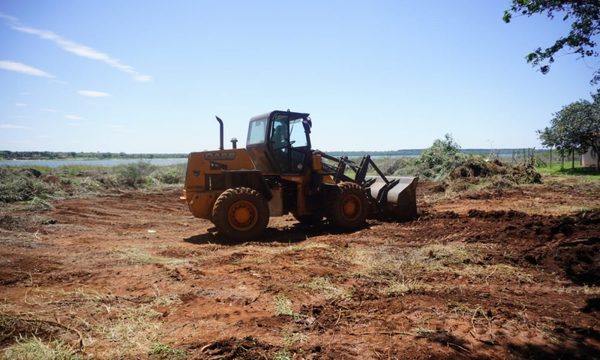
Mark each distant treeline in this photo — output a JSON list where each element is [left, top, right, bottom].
[[0, 151, 187, 160], [326, 148, 547, 158]]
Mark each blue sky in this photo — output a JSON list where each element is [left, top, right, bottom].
[[0, 1, 596, 152]]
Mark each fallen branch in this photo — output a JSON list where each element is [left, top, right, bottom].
[[349, 331, 414, 337]]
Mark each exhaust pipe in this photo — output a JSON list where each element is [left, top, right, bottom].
[[215, 116, 224, 150]]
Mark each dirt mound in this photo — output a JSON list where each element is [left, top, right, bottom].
[[450, 158, 542, 184], [522, 210, 600, 285], [467, 209, 527, 219]]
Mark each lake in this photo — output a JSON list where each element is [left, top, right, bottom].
[[0, 158, 188, 168]]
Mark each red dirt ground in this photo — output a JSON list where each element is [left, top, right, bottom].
[[1, 178, 599, 359]]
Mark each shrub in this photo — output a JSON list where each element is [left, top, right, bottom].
[[117, 162, 156, 188], [417, 134, 464, 180], [150, 164, 185, 184]]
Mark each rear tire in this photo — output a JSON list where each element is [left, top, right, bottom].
[[212, 187, 269, 241], [327, 182, 368, 231]]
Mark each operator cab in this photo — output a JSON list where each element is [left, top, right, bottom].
[[246, 110, 312, 174]]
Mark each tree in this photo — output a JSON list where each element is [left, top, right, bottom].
[[539, 94, 600, 169], [504, 1, 600, 84], [586, 90, 600, 168]]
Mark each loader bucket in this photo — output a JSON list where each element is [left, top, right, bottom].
[[366, 176, 418, 220]]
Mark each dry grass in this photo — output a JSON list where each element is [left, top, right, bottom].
[[1, 288, 182, 358], [346, 242, 534, 290], [555, 285, 600, 295], [1, 336, 80, 360], [274, 242, 332, 254], [383, 279, 431, 296], [100, 304, 162, 357], [112, 247, 187, 266], [300, 277, 350, 300]]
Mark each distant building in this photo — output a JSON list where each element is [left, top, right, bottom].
[[582, 148, 598, 167]]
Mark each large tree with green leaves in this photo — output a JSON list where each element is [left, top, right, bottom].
[[539, 92, 600, 169], [504, 0, 600, 84]]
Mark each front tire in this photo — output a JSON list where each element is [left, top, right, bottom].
[[212, 187, 269, 241], [327, 182, 368, 231]]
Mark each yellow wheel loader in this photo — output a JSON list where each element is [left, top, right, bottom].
[[181, 110, 418, 241]]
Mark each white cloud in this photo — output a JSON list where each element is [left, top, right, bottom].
[[110, 124, 126, 129], [15, 103, 27, 107], [65, 114, 82, 120], [0, 60, 54, 78], [0, 13, 152, 82], [0, 123, 30, 129], [78, 90, 111, 97], [41, 108, 57, 112]]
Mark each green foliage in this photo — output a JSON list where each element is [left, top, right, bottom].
[[150, 164, 186, 184], [537, 163, 600, 177], [539, 91, 600, 169], [0, 163, 186, 205], [504, 1, 600, 84], [116, 161, 157, 187], [417, 134, 464, 180], [0, 168, 56, 203], [148, 343, 188, 359], [273, 350, 292, 360], [273, 294, 294, 317]]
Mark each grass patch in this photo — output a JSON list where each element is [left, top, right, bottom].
[[148, 342, 187, 360], [347, 243, 533, 287], [348, 247, 398, 277], [300, 277, 350, 300], [537, 163, 599, 177], [113, 247, 187, 266], [101, 304, 162, 357], [275, 242, 332, 254], [383, 279, 431, 297], [273, 349, 292, 360], [273, 294, 295, 317], [2, 336, 80, 360], [282, 331, 307, 348], [418, 243, 478, 265]]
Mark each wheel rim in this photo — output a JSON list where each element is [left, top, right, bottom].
[[228, 200, 258, 231], [342, 194, 361, 221]]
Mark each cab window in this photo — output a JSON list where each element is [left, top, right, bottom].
[[247, 118, 268, 145]]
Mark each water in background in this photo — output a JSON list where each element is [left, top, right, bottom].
[[0, 149, 534, 167], [0, 158, 187, 168]]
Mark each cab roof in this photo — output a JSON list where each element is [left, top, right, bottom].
[[249, 110, 310, 122]]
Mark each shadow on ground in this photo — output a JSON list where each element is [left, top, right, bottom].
[[183, 221, 368, 246]]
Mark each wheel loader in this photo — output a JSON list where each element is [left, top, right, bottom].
[[181, 110, 418, 241]]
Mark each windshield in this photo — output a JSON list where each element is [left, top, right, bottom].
[[247, 117, 268, 145]]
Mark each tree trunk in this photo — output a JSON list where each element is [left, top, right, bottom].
[[571, 151, 575, 169], [549, 148, 552, 168]]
